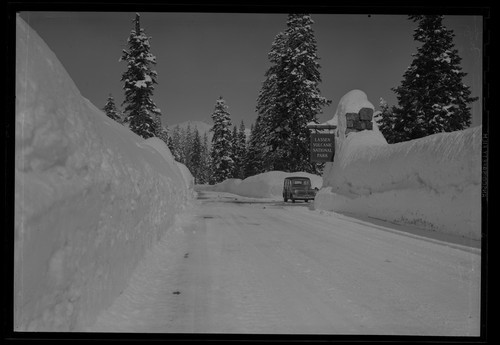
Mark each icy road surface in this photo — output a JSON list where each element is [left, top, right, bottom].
[[89, 191, 481, 336]]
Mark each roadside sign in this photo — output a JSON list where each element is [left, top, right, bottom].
[[310, 133, 335, 162]]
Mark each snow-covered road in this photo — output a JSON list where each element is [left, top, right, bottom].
[[88, 191, 481, 336]]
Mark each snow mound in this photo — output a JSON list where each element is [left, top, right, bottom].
[[200, 171, 322, 199], [140, 137, 176, 164], [14, 16, 193, 331], [316, 126, 482, 240], [175, 161, 196, 192]]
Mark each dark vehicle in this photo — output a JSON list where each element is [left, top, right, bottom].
[[283, 177, 317, 203]]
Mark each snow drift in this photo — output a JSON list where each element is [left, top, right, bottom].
[[14, 16, 193, 331], [315, 90, 482, 240], [198, 171, 322, 200]]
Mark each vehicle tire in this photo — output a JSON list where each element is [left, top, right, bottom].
[[292, 198, 295, 203]]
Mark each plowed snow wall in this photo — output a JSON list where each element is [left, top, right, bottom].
[[15, 16, 192, 331], [316, 127, 482, 240]]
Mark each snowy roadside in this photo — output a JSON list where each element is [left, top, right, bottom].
[[84, 212, 196, 332]]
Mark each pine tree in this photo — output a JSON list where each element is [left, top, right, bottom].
[[154, 116, 169, 146], [229, 121, 247, 179], [236, 121, 248, 179], [230, 125, 239, 178], [182, 124, 194, 169], [377, 98, 400, 143], [199, 132, 211, 184], [120, 13, 162, 139], [210, 97, 234, 184], [244, 118, 265, 178], [381, 15, 478, 143], [103, 94, 122, 122], [167, 135, 175, 157], [255, 32, 286, 172], [169, 125, 182, 161], [190, 129, 203, 184], [257, 14, 331, 173]]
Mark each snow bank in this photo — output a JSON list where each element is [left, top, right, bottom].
[[316, 126, 482, 240], [14, 16, 193, 331], [175, 161, 196, 195], [199, 171, 322, 199]]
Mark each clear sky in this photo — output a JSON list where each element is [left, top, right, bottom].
[[18, 11, 483, 128]]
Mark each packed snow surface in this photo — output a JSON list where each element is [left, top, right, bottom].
[[316, 90, 482, 240], [197, 171, 322, 200], [88, 191, 480, 335], [14, 16, 193, 331]]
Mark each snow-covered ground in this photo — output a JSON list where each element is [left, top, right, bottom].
[[196, 171, 322, 200], [315, 90, 482, 240], [14, 16, 194, 331], [87, 191, 480, 335]]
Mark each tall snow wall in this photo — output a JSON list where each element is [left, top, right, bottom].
[[14, 16, 193, 331], [316, 126, 482, 240]]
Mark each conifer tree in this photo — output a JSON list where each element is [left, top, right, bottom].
[[103, 94, 122, 122], [210, 97, 234, 184], [190, 129, 203, 184], [236, 121, 248, 179], [229, 121, 247, 179], [377, 98, 400, 143], [120, 13, 162, 139], [199, 132, 211, 184], [169, 125, 182, 161], [230, 125, 240, 178], [244, 118, 265, 178], [154, 116, 169, 146], [380, 15, 477, 143], [257, 14, 331, 173], [182, 124, 194, 168], [167, 135, 175, 157]]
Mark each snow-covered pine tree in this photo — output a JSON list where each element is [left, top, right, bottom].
[[377, 98, 400, 143], [169, 125, 182, 162], [153, 114, 169, 146], [103, 94, 122, 122], [255, 32, 286, 172], [382, 15, 478, 143], [228, 121, 248, 179], [257, 14, 331, 173], [199, 132, 211, 184], [236, 121, 247, 179], [190, 129, 203, 184], [244, 118, 265, 178], [120, 13, 162, 139], [167, 135, 175, 157], [182, 124, 194, 169], [210, 97, 234, 184], [230, 125, 239, 178]]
